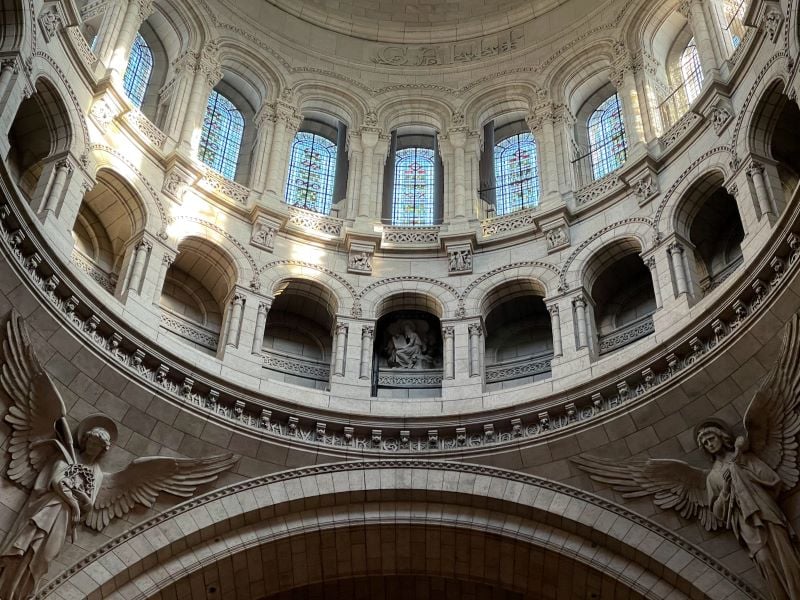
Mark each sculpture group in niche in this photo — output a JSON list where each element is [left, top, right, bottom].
[[383, 319, 439, 370], [0, 312, 239, 600], [574, 314, 800, 600]]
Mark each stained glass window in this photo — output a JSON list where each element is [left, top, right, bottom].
[[723, 0, 747, 48], [122, 33, 153, 109], [285, 132, 337, 214], [588, 94, 627, 180], [681, 39, 703, 104], [198, 90, 244, 180], [392, 147, 436, 226], [494, 132, 540, 215]]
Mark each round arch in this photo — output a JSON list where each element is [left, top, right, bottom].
[[39, 462, 756, 600], [359, 278, 458, 320], [463, 262, 560, 317]]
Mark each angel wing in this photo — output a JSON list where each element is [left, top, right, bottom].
[[572, 455, 721, 531], [84, 453, 238, 531], [742, 313, 800, 490], [0, 311, 75, 488]]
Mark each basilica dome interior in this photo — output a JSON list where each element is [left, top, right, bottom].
[[0, 0, 799, 597]]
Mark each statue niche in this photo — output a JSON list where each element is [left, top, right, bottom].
[[374, 311, 443, 397]]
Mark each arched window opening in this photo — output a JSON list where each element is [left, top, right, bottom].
[[587, 94, 627, 181], [483, 285, 553, 391], [122, 32, 153, 109], [159, 238, 236, 354], [688, 189, 745, 293], [590, 252, 656, 355], [392, 146, 436, 226], [262, 280, 336, 390], [285, 131, 337, 215], [494, 132, 540, 215], [723, 0, 747, 49], [681, 39, 703, 104], [198, 89, 244, 180]]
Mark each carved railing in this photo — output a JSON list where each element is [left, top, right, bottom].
[[64, 26, 97, 68], [381, 226, 440, 248], [123, 108, 166, 148], [481, 206, 538, 238], [197, 168, 251, 206], [159, 309, 220, 350], [702, 256, 744, 292], [485, 352, 553, 383], [286, 205, 343, 238], [575, 172, 624, 206], [70, 249, 117, 293], [262, 348, 330, 382], [659, 111, 703, 149], [377, 368, 443, 388], [598, 314, 655, 355]]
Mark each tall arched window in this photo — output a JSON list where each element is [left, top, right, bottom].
[[392, 147, 436, 225], [122, 33, 153, 109], [723, 0, 747, 48], [680, 39, 703, 104], [494, 132, 540, 215], [198, 90, 244, 180], [588, 94, 627, 180], [285, 131, 337, 214]]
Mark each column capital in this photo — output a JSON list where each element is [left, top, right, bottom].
[[667, 241, 684, 255], [361, 324, 375, 338], [571, 295, 587, 309], [467, 322, 483, 337]]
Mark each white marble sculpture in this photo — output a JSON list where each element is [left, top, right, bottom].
[[0, 311, 238, 600], [574, 314, 800, 600]]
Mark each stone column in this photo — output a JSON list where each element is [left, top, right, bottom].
[[42, 159, 73, 214], [443, 325, 455, 379], [225, 292, 246, 348], [746, 161, 773, 220], [251, 300, 271, 354], [527, 106, 559, 202], [151, 251, 174, 305], [94, 0, 128, 67], [357, 128, 380, 219], [126, 238, 152, 295], [0, 57, 20, 103], [359, 324, 375, 379], [248, 105, 275, 191], [573, 295, 589, 350], [345, 133, 363, 220], [668, 242, 689, 296], [446, 128, 468, 219], [680, 0, 720, 74], [468, 322, 483, 378], [645, 256, 663, 309], [265, 100, 300, 197], [548, 304, 563, 357], [611, 53, 645, 153], [177, 44, 222, 153], [333, 321, 348, 377], [108, 0, 154, 74]]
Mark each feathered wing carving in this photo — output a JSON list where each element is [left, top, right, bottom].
[[0, 311, 74, 488], [742, 313, 800, 489], [571, 455, 721, 531], [84, 453, 239, 531]]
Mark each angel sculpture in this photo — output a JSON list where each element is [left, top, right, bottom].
[[0, 312, 239, 600], [573, 313, 800, 600]]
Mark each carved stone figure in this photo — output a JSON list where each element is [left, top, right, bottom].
[[574, 314, 800, 600], [545, 227, 568, 250], [349, 251, 372, 272], [0, 312, 238, 599], [385, 320, 435, 369]]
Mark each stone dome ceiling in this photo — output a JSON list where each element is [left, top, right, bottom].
[[262, 0, 570, 43]]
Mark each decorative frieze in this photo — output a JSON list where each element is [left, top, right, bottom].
[[263, 349, 330, 382], [198, 168, 251, 206], [598, 315, 655, 354], [159, 311, 219, 350], [382, 226, 440, 248], [372, 29, 523, 67], [347, 241, 375, 274], [287, 206, 343, 238], [251, 217, 281, 252], [485, 354, 553, 383], [544, 225, 570, 252], [575, 174, 624, 205], [659, 111, 703, 148], [481, 207, 537, 238], [123, 108, 166, 148]]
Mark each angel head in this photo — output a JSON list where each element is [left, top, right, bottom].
[[77, 415, 118, 462], [695, 420, 735, 458]]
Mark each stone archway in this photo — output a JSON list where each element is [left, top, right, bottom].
[[40, 462, 757, 600]]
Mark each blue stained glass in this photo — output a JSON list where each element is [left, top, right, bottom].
[[198, 90, 244, 180], [494, 132, 540, 215], [122, 33, 153, 109], [681, 39, 703, 105], [392, 147, 435, 226], [588, 94, 627, 180], [285, 131, 337, 214]]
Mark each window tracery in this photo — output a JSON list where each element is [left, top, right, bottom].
[[680, 39, 703, 105], [392, 146, 436, 226], [122, 33, 153, 109], [285, 131, 337, 215], [494, 132, 540, 215], [588, 94, 627, 180], [198, 90, 244, 180]]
